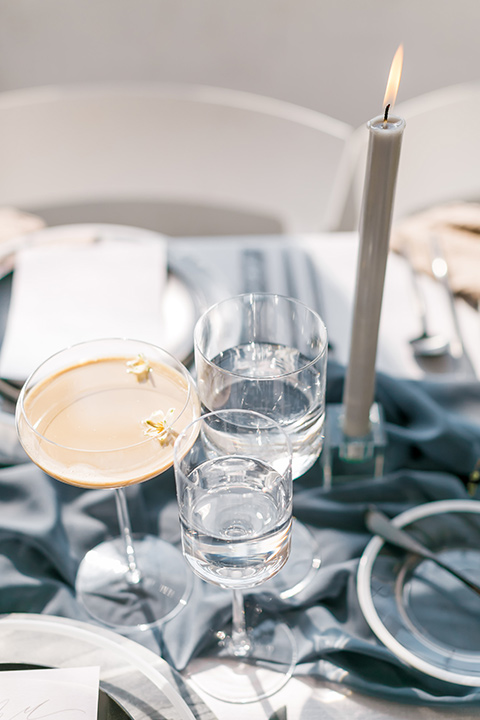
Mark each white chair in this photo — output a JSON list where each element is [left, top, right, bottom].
[[0, 83, 352, 236], [333, 82, 480, 230]]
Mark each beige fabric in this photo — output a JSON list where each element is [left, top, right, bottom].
[[0, 207, 45, 275], [0, 207, 44, 241], [391, 202, 480, 301]]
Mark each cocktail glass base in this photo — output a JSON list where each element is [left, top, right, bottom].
[[185, 608, 297, 704], [75, 534, 193, 630]]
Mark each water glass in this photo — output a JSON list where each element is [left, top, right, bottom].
[[174, 409, 296, 703], [194, 292, 328, 479]]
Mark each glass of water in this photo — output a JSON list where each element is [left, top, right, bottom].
[[173, 409, 296, 703], [194, 293, 327, 478], [194, 292, 328, 597]]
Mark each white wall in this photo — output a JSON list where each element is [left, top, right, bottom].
[[0, 0, 478, 128]]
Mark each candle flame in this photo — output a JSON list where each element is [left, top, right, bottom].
[[383, 44, 403, 112]]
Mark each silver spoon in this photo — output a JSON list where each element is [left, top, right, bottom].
[[430, 236, 477, 378], [405, 253, 450, 358], [410, 328, 450, 357], [365, 507, 480, 597]]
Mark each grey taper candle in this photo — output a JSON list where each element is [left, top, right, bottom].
[[342, 112, 405, 437]]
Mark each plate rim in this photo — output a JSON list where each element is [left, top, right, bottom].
[[357, 498, 480, 686], [0, 613, 198, 720]]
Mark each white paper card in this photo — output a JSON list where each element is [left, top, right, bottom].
[[0, 238, 167, 381], [0, 666, 100, 720]]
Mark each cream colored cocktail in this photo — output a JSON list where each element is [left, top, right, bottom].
[[15, 338, 199, 628], [18, 355, 198, 487]]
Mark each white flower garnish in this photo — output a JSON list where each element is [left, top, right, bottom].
[[126, 354, 151, 382], [142, 408, 177, 445]]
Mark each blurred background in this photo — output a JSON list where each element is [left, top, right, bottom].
[[1, 0, 480, 240], [0, 0, 478, 128]]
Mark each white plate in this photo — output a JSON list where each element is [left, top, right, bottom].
[[0, 662, 133, 720], [0, 613, 202, 720], [357, 499, 480, 686]]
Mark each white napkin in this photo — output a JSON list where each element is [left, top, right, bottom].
[[0, 666, 100, 720], [0, 237, 168, 381]]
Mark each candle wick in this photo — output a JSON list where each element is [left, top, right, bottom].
[[383, 103, 390, 124]]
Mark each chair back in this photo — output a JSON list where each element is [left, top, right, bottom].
[[0, 83, 352, 235]]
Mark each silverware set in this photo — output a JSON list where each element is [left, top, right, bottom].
[[406, 236, 477, 379]]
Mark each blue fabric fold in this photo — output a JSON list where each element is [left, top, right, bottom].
[[1, 360, 480, 706]]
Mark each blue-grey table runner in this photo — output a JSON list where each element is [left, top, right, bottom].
[[1, 360, 480, 707]]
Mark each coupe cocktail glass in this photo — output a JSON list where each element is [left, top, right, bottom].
[[16, 338, 199, 629], [194, 293, 328, 597], [174, 409, 296, 703]]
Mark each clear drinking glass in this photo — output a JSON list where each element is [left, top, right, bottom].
[[194, 292, 328, 596], [16, 338, 199, 629], [174, 409, 296, 703]]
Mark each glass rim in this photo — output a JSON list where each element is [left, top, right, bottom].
[[173, 407, 293, 476], [16, 337, 194, 453], [194, 292, 328, 380]]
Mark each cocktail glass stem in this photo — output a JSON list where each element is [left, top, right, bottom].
[[115, 487, 142, 585], [230, 589, 251, 657]]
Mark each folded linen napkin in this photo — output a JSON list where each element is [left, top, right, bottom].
[[0, 234, 168, 381], [391, 201, 480, 301], [0, 207, 45, 241], [1, 361, 480, 706]]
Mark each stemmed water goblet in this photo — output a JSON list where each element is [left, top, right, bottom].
[[194, 292, 328, 597], [15, 337, 199, 629], [173, 409, 296, 703]]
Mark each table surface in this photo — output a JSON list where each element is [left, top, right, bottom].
[[169, 233, 480, 719], [3, 231, 480, 720]]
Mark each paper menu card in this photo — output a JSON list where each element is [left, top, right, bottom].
[[0, 666, 100, 720], [0, 237, 168, 381]]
